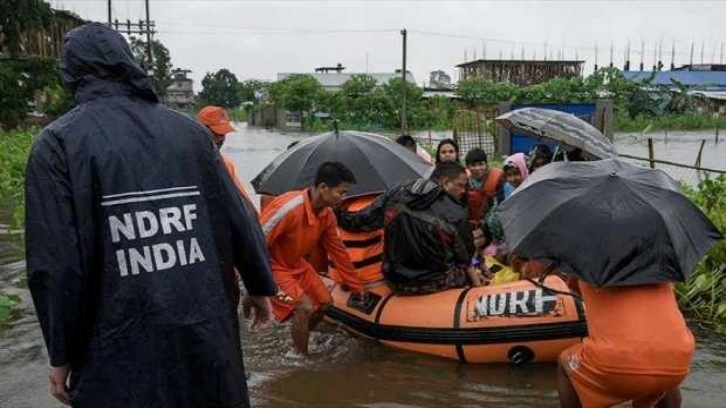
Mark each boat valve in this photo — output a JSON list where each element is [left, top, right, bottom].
[[507, 346, 535, 366]]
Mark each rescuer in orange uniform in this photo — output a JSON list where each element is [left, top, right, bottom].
[[197, 105, 256, 211], [260, 161, 365, 356], [558, 277, 695, 408]]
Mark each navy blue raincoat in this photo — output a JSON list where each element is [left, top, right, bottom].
[[25, 23, 276, 407]]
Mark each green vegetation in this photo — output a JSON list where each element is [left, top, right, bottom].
[[130, 37, 174, 101], [228, 107, 249, 123], [677, 175, 726, 328], [264, 73, 450, 131], [197, 69, 243, 109], [0, 129, 36, 228], [0, 293, 21, 325], [248, 67, 723, 133]]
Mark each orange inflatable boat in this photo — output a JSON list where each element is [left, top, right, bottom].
[[322, 275, 587, 364], [261, 193, 587, 364]]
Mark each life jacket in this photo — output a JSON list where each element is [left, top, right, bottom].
[[467, 168, 504, 225], [329, 194, 385, 286], [260, 194, 275, 212]]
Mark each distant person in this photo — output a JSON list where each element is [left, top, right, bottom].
[[528, 144, 553, 173], [337, 161, 483, 295], [25, 23, 276, 407], [260, 161, 365, 356], [396, 134, 433, 164], [197, 105, 256, 211], [434, 138, 460, 164]]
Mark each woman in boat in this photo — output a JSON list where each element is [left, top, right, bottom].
[[435, 139, 460, 164]]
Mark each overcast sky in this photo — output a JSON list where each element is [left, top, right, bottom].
[[50, 0, 726, 88]]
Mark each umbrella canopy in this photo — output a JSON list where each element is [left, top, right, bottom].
[[495, 108, 616, 160], [252, 131, 432, 198], [498, 158, 723, 287]]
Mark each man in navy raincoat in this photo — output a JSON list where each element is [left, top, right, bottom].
[[25, 23, 276, 407]]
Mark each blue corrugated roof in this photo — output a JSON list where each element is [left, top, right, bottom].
[[622, 71, 726, 88]]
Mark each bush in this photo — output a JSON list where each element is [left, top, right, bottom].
[[677, 174, 726, 327], [0, 128, 36, 228]]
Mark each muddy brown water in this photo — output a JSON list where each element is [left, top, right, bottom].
[[1, 126, 724, 407]]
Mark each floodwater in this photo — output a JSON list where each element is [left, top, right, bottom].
[[0, 125, 724, 407]]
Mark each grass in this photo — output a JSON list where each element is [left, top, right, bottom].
[[0, 128, 36, 229], [0, 293, 21, 325]]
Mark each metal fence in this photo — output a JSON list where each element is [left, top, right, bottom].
[[452, 108, 499, 159]]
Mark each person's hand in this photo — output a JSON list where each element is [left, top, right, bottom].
[[49, 365, 70, 405], [242, 295, 272, 332], [467, 266, 483, 287]]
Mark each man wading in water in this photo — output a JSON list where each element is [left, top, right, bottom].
[[25, 23, 276, 407]]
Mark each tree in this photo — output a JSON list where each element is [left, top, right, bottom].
[[455, 78, 519, 106], [341, 74, 377, 98], [0, 58, 61, 129], [383, 77, 425, 129], [0, 0, 61, 128], [0, 0, 53, 57], [236, 79, 269, 103], [130, 37, 173, 100], [268, 74, 324, 129], [198, 69, 241, 109]]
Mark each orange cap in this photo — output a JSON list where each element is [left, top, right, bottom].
[[197, 106, 236, 135]]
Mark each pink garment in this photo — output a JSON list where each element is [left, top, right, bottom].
[[416, 145, 433, 164], [483, 243, 498, 256], [504, 152, 529, 182]]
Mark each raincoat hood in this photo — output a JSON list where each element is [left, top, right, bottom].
[[403, 178, 448, 211], [61, 22, 158, 104], [504, 152, 529, 182]]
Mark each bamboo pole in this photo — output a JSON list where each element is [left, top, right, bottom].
[[647, 138, 655, 169], [619, 154, 726, 173]]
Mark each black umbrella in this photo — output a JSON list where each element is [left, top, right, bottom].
[[251, 131, 432, 197], [495, 108, 616, 161], [498, 158, 723, 286]]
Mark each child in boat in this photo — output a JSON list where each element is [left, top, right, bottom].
[[260, 162, 366, 356], [480, 152, 527, 257], [502, 152, 529, 198], [465, 148, 505, 232]]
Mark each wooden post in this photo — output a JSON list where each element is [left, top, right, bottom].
[[716, 124, 720, 145], [695, 140, 706, 167], [647, 138, 655, 169], [498, 101, 513, 155]]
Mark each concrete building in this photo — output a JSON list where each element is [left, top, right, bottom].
[[277, 64, 416, 91], [166, 69, 195, 110], [456, 59, 585, 86]]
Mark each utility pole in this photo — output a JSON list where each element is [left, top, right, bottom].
[[109, 2, 156, 73], [400, 28, 407, 135], [145, 0, 153, 69]]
